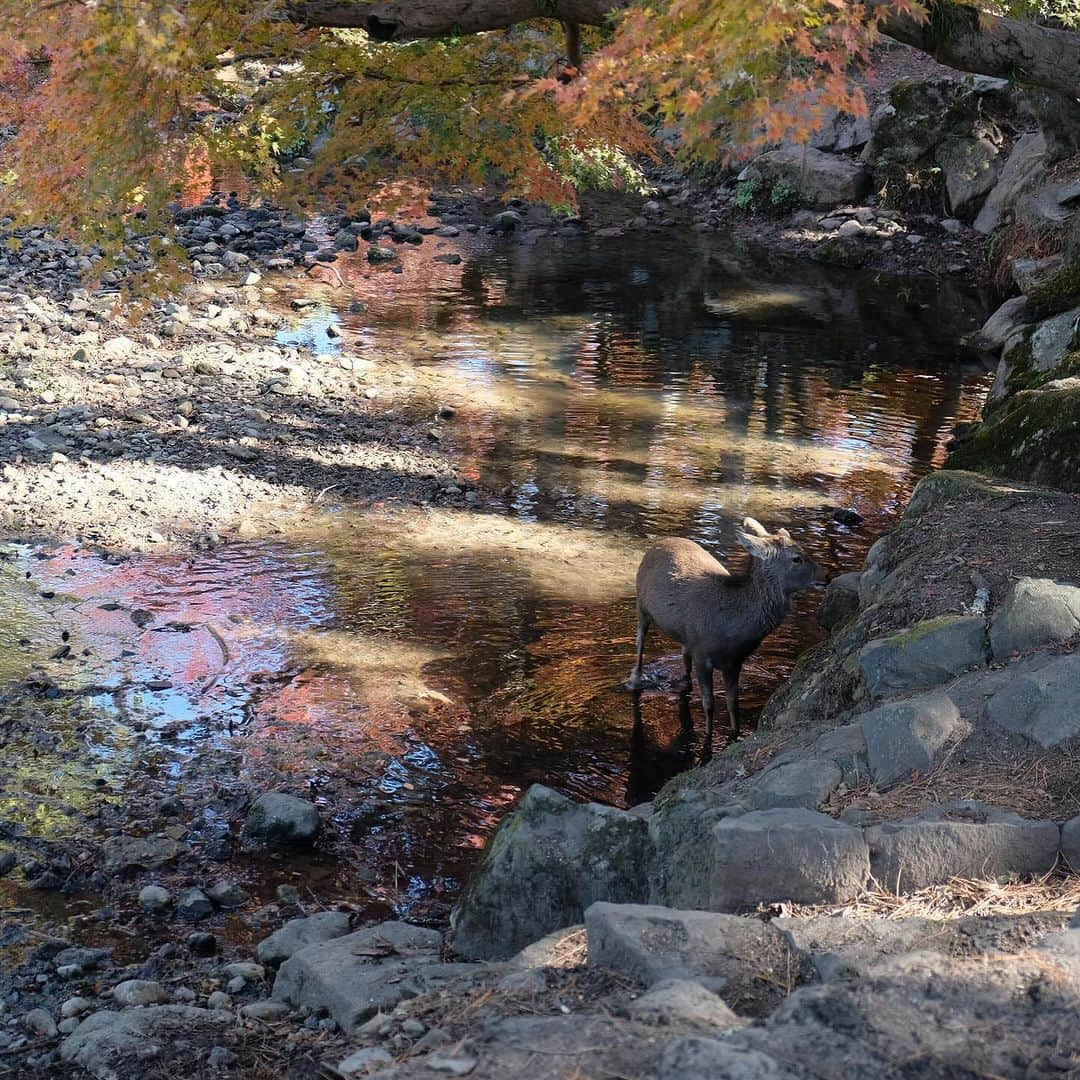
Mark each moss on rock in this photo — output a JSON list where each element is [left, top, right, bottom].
[[947, 385, 1080, 492]]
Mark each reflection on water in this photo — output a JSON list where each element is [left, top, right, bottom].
[[0, 232, 993, 918]]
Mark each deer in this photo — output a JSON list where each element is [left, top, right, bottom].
[[628, 517, 820, 742]]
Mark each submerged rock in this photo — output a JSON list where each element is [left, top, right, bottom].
[[450, 784, 648, 960]]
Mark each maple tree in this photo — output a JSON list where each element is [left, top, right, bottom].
[[0, 1, 1077, 239]]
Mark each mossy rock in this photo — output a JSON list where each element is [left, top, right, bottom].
[[1029, 264, 1080, 317], [905, 470, 1012, 517], [947, 385, 1080, 492]]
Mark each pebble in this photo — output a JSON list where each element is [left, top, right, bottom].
[[138, 884, 173, 912], [426, 1054, 479, 1076], [240, 1001, 291, 1021], [207, 991, 233, 1011], [227, 976, 247, 994], [338, 1047, 393, 1075], [208, 881, 250, 908], [186, 932, 218, 956], [23, 1009, 58, 1038], [60, 997, 93, 1019], [223, 962, 264, 981], [112, 979, 169, 1007], [208, 1046, 238, 1068]]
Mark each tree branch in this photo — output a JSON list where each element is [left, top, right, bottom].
[[285, 0, 1080, 102]]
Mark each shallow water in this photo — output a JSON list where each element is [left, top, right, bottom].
[[0, 230, 994, 919]]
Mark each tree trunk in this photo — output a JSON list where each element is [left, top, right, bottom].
[[286, 0, 1080, 102]]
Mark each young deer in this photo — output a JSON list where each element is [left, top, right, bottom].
[[628, 518, 819, 740]]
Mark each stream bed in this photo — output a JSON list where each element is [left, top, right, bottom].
[[0, 230, 994, 927]]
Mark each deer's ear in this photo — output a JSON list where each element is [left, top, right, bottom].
[[736, 529, 773, 559], [741, 516, 769, 537], [776, 528, 792, 542]]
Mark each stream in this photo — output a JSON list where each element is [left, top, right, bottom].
[[0, 229, 994, 927]]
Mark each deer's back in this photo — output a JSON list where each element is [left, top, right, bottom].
[[636, 538, 731, 645]]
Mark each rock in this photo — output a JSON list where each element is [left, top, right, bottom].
[[865, 801, 1060, 893], [585, 902, 797, 1015], [989, 577, 1080, 658], [934, 134, 1003, 219], [450, 784, 647, 960], [176, 887, 213, 921], [750, 146, 869, 209], [1062, 817, 1080, 872], [112, 980, 170, 1007], [256, 910, 353, 966], [969, 295, 1033, 354], [1029, 306, 1080, 373], [433, 253, 462, 265], [985, 654, 1080, 747], [207, 880, 250, 908], [61, 998, 93, 1019], [239, 1001, 291, 1021], [510, 925, 586, 970], [206, 991, 232, 1011], [208, 1046, 238, 1068], [100, 336, 138, 361], [774, 914, 967, 980], [338, 1047, 394, 1074], [334, 230, 359, 251], [54, 947, 110, 976], [710, 810, 869, 910], [657, 1037, 792, 1080], [185, 933, 218, 956], [367, 245, 398, 263], [490, 210, 523, 233], [243, 792, 321, 848], [24, 1008, 58, 1037], [1013, 253, 1066, 296], [101, 835, 188, 873], [745, 759, 842, 811], [223, 962, 264, 982], [137, 885, 172, 913], [974, 131, 1047, 234], [271, 921, 475, 1033], [818, 572, 861, 630], [769, 724, 869, 788], [627, 979, 743, 1030], [424, 1054, 478, 1075], [857, 615, 988, 699], [859, 690, 962, 787]]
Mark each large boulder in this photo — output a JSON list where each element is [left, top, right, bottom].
[[1062, 816, 1080, 871], [857, 615, 988, 699], [585, 902, 798, 1015], [749, 146, 869, 209], [709, 809, 869, 910], [969, 295, 1034, 354], [450, 785, 648, 960], [989, 577, 1080, 658], [865, 801, 1060, 893], [271, 921, 476, 1033], [974, 131, 1047, 235], [984, 653, 1080, 747], [859, 690, 962, 788], [934, 132, 1003, 219], [243, 792, 321, 848]]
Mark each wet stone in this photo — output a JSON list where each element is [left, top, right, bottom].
[[243, 792, 321, 849]]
